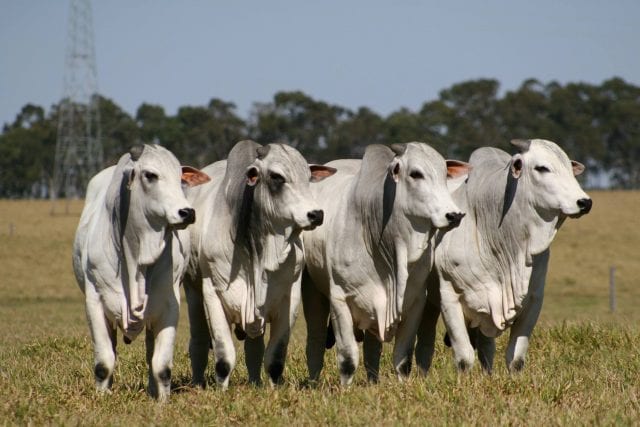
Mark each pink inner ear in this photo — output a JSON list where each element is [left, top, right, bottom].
[[309, 165, 337, 182], [446, 160, 471, 178], [510, 156, 524, 179], [246, 167, 259, 186], [181, 166, 211, 187], [571, 160, 585, 176]]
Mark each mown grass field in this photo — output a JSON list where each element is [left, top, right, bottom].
[[1, 192, 639, 425]]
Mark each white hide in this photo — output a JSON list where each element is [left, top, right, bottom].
[[302, 142, 467, 385], [184, 140, 334, 388], [421, 138, 591, 372], [73, 144, 208, 400]]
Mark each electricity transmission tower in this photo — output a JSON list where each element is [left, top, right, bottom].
[[52, 0, 102, 211]]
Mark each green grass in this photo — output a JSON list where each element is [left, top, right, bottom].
[[1, 194, 639, 425]]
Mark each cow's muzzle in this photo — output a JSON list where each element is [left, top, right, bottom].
[[445, 211, 465, 228], [577, 198, 592, 215], [178, 208, 196, 226], [304, 209, 324, 230]]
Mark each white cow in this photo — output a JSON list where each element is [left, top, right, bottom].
[[302, 143, 469, 385], [73, 144, 209, 401], [183, 140, 336, 388], [415, 139, 592, 374]]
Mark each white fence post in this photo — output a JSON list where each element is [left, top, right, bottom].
[[609, 266, 616, 313]]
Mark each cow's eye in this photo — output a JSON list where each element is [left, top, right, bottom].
[[534, 165, 550, 173], [144, 171, 158, 182], [409, 170, 424, 180], [270, 172, 285, 185]]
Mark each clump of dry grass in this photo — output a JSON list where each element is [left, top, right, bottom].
[[0, 194, 638, 425]]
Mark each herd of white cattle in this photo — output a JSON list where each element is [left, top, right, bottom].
[[72, 138, 591, 400]]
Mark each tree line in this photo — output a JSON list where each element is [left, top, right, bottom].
[[1, 76, 639, 198]]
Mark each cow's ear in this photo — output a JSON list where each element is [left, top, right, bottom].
[[246, 166, 260, 186], [571, 160, 585, 176], [181, 166, 211, 187], [446, 160, 471, 179], [511, 154, 524, 179], [389, 159, 401, 183], [309, 165, 337, 182]]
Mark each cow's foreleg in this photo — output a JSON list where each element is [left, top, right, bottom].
[[244, 334, 265, 385], [264, 278, 300, 387], [439, 278, 475, 371], [184, 278, 209, 388], [363, 331, 382, 383], [85, 283, 116, 393], [264, 313, 290, 387], [330, 297, 359, 386], [392, 295, 426, 381], [301, 271, 330, 382], [202, 277, 236, 389], [415, 298, 440, 375], [475, 331, 496, 374], [415, 272, 441, 375], [506, 250, 549, 372], [145, 298, 178, 402]]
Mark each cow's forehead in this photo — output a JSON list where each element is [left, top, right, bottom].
[[136, 145, 181, 173], [262, 144, 309, 178], [403, 143, 446, 171], [528, 139, 571, 166]]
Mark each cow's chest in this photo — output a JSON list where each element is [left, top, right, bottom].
[[218, 258, 303, 324]]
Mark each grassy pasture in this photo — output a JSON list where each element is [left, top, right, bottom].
[[0, 192, 639, 425]]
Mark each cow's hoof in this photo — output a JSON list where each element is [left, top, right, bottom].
[[396, 359, 412, 378], [509, 358, 525, 373], [268, 362, 284, 386], [215, 360, 231, 389], [340, 374, 354, 387], [456, 358, 474, 372]]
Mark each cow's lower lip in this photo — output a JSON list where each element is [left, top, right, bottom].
[[302, 224, 318, 231], [567, 212, 586, 219]]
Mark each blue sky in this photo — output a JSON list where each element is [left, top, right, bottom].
[[1, 0, 639, 127]]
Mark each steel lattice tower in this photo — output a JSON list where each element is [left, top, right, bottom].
[[52, 0, 102, 204]]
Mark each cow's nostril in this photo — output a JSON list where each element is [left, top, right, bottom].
[[307, 209, 324, 226], [179, 208, 196, 224], [445, 212, 465, 227], [577, 198, 592, 214]]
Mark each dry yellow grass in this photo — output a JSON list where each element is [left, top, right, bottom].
[[0, 193, 639, 424], [544, 190, 640, 323]]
